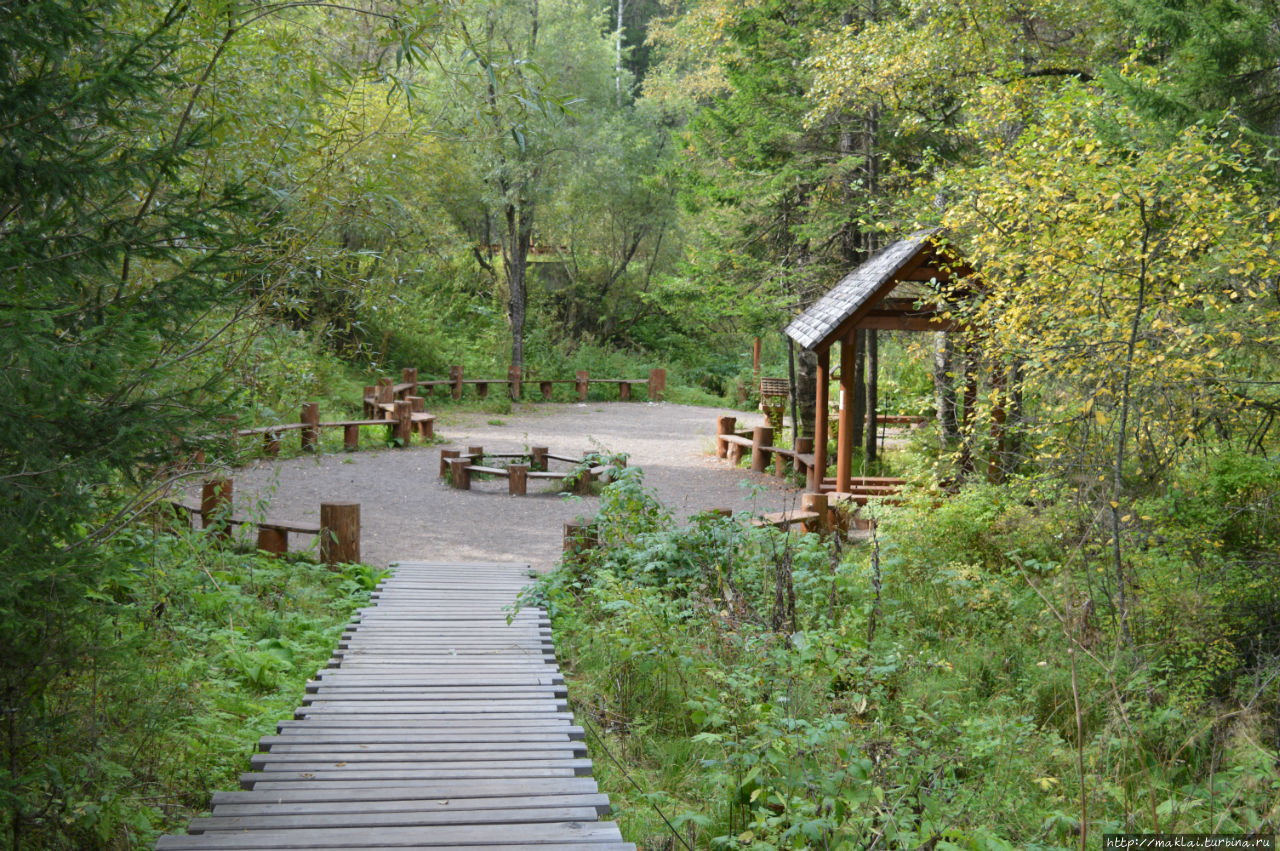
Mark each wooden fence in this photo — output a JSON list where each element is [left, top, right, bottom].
[[365, 366, 666, 410]]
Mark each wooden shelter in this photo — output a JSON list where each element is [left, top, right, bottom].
[[784, 229, 975, 493]]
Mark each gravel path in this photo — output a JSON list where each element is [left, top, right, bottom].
[[218, 402, 805, 573]]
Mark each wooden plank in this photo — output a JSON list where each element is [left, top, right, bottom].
[[157, 822, 628, 849], [209, 792, 611, 817], [188, 804, 606, 832]]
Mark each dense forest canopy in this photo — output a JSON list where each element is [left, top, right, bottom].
[[2, 0, 1278, 846]]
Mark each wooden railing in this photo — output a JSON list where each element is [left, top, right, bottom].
[[365, 366, 667, 408]]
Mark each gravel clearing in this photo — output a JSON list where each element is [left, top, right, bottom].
[[217, 402, 805, 573]]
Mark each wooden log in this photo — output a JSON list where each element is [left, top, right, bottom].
[[475, 381, 489, 399], [362, 385, 375, 418], [750, 426, 774, 473], [648, 368, 666, 401], [837, 335, 857, 493], [800, 492, 830, 534], [375, 378, 395, 418], [393, 399, 412, 447], [401, 367, 418, 395], [262, 430, 281, 457], [301, 402, 320, 452], [573, 461, 595, 495], [450, 365, 463, 401], [508, 463, 529, 496], [257, 524, 288, 555], [449, 458, 471, 490], [320, 502, 360, 565], [539, 380, 553, 401], [531, 446, 548, 471], [200, 477, 232, 541], [439, 449, 460, 477], [508, 364, 522, 401], [575, 370, 589, 402], [343, 423, 360, 452], [467, 445, 483, 464], [716, 416, 736, 459]]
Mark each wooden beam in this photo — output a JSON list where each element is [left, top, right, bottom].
[[836, 333, 857, 494], [812, 348, 829, 491], [859, 315, 960, 332]]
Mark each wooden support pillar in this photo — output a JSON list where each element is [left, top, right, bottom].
[[619, 382, 631, 402], [539, 381, 553, 401], [750, 426, 774, 473], [531, 446, 548, 471], [836, 334, 858, 494], [450, 365, 463, 401], [794, 436, 813, 474], [301, 402, 320, 452], [439, 448, 460, 477], [801, 492, 830, 535], [375, 379, 394, 418], [257, 525, 287, 556], [475, 381, 489, 399], [508, 464, 529, 495], [320, 502, 360, 565], [262, 431, 281, 457], [508, 365, 522, 401], [575, 370, 589, 401], [716, 416, 736, 458], [393, 399, 412, 447], [343, 424, 360, 452], [467, 445, 484, 464], [814, 347, 830, 491], [448, 458, 471, 490], [401, 367, 418, 395], [648, 368, 666, 401], [200, 477, 232, 541], [362, 385, 375, 419]]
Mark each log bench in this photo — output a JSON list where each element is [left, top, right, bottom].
[[171, 500, 337, 559], [440, 446, 610, 496], [750, 509, 822, 533]]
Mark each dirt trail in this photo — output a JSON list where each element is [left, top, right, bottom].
[[219, 402, 805, 573]]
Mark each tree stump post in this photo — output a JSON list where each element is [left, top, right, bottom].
[[467, 445, 483, 464], [393, 400, 412, 446], [257, 525, 287, 556], [563, 521, 598, 563], [449, 458, 471, 490], [320, 502, 360, 565], [201, 477, 233, 541], [301, 402, 320, 452], [450, 365, 463, 401], [375, 378, 394, 418], [750, 426, 774, 473], [508, 365, 522, 401], [575, 370, 589, 402], [439, 448, 460, 477], [406, 395, 428, 438], [263, 431, 281, 457], [508, 464, 529, 496], [539, 381, 553, 401], [801, 492, 830, 535], [619, 382, 632, 402], [401, 367, 418, 396], [343, 424, 360, 452], [648, 368, 666, 401], [475, 381, 489, 399], [716, 416, 737, 458], [531, 446, 548, 471]]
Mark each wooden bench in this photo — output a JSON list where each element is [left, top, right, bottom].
[[171, 500, 322, 555], [750, 509, 822, 533]]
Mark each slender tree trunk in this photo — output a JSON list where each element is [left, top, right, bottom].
[[503, 198, 534, 370], [865, 328, 879, 464], [934, 331, 958, 445], [795, 348, 817, 443], [614, 0, 625, 107], [851, 328, 866, 447]]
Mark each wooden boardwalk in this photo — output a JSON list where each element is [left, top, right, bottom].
[[157, 562, 634, 850]]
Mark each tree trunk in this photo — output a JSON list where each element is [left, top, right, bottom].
[[865, 328, 879, 464], [503, 198, 534, 371], [851, 328, 866, 447], [934, 331, 958, 445]]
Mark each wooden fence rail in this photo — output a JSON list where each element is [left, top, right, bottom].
[[368, 366, 666, 406]]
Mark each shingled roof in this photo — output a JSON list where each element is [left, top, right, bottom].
[[785, 228, 943, 352]]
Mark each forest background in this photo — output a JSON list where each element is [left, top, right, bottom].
[[2, 0, 1279, 847]]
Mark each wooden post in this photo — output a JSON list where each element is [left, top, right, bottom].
[[575, 457, 595, 495], [508, 463, 529, 496], [301, 402, 320, 452], [467, 445, 484, 464], [439, 448, 460, 477], [575, 370, 589, 402], [619, 382, 631, 402], [401, 367, 418, 395], [375, 379, 394, 418], [257, 525, 287, 556], [531, 446, 548, 471], [716, 416, 736, 458], [200, 477, 232, 541], [343, 424, 360, 452], [262, 431, 281, 457], [750, 426, 774, 473], [393, 399, 412, 446], [814, 348, 830, 491], [508, 365, 522, 401], [320, 502, 360, 565], [801, 492, 830, 535], [539, 381, 553, 401], [648, 368, 666, 401], [448, 457, 471, 490], [362, 385, 375, 419], [406, 396, 427, 438], [475, 381, 489, 399], [450, 365, 463, 401], [836, 334, 857, 494], [563, 522, 597, 558]]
